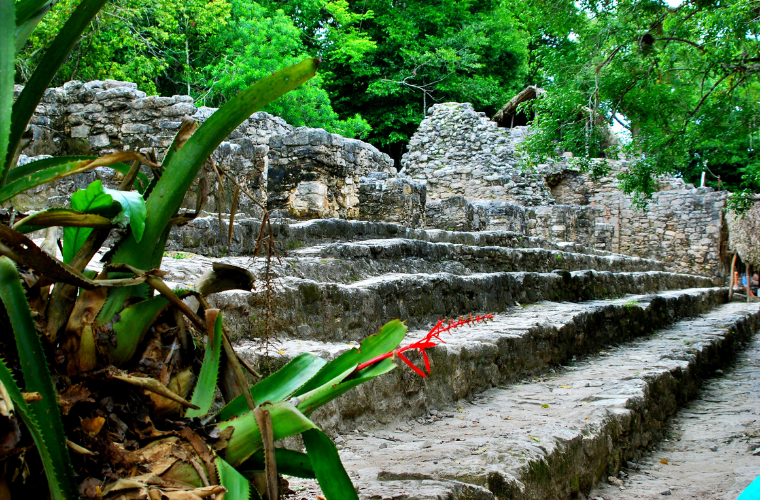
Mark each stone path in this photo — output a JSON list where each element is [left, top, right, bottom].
[[285, 301, 760, 499], [588, 335, 760, 500]]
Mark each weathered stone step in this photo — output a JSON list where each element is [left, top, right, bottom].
[[290, 300, 760, 500], [211, 270, 714, 343], [236, 287, 724, 434], [157, 237, 663, 289], [166, 216, 629, 258], [320, 238, 663, 274]]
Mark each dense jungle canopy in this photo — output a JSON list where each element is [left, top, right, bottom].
[[15, 0, 760, 202]]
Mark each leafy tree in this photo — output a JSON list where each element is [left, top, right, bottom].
[[266, 0, 530, 162], [17, 0, 371, 137], [516, 0, 760, 205]]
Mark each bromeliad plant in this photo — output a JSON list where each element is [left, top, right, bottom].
[[0, 1, 496, 499]]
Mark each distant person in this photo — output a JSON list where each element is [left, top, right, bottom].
[[752, 272, 759, 296]]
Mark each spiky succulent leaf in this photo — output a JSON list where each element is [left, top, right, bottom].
[[215, 456, 250, 500], [303, 428, 359, 500], [217, 353, 326, 421], [3, 0, 110, 184], [219, 402, 316, 467], [0, 257, 76, 499], [186, 312, 223, 418]]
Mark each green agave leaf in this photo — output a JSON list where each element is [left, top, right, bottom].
[[14, 0, 53, 54], [219, 401, 316, 467], [107, 59, 320, 276], [245, 448, 316, 479], [215, 456, 250, 500], [3, 0, 109, 184], [0, 358, 70, 500], [303, 428, 358, 500], [109, 290, 191, 366], [185, 312, 223, 418], [295, 319, 406, 397], [217, 353, 327, 421], [0, 0, 13, 184], [296, 358, 395, 417], [0, 153, 146, 203], [7, 155, 150, 193], [0, 257, 76, 499], [13, 208, 113, 234]]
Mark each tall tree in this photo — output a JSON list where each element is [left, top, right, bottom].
[[516, 0, 760, 205], [266, 0, 530, 162]]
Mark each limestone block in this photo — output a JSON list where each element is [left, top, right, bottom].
[[358, 174, 426, 228], [426, 196, 489, 232]]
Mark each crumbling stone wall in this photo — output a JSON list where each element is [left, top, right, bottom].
[[267, 128, 395, 219], [357, 173, 426, 228], [400, 101, 729, 279], [17, 79, 404, 222], [400, 103, 554, 206]]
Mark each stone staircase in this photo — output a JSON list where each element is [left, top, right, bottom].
[[155, 217, 759, 499]]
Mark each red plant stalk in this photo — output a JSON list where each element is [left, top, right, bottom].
[[356, 314, 494, 377]]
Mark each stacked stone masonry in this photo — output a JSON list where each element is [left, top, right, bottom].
[[15, 80, 409, 223], [16, 81, 733, 280], [401, 102, 731, 280]]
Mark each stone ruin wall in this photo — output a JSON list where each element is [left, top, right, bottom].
[[16, 79, 425, 225], [401, 102, 730, 280], [14, 81, 731, 280]]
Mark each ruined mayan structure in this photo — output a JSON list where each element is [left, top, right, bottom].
[[400, 102, 731, 280], [17, 81, 731, 282]]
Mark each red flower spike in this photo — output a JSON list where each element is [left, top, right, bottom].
[[354, 313, 494, 375], [397, 352, 426, 378]]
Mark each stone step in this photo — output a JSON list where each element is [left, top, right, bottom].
[[157, 237, 663, 289], [319, 238, 663, 274], [289, 300, 760, 500], [166, 216, 632, 259], [236, 287, 724, 435], [211, 270, 714, 343]]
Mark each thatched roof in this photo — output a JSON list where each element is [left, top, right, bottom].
[[492, 86, 545, 123], [727, 200, 760, 268]]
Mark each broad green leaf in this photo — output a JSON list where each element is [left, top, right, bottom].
[[245, 448, 316, 479], [102, 185, 146, 242], [185, 313, 223, 418], [109, 291, 191, 365], [13, 208, 113, 234], [295, 319, 406, 396], [0, 0, 13, 184], [303, 428, 358, 500], [3, 0, 109, 184], [0, 153, 146, 203], [215, 456, 250, 500], [219, 401, 316, 467], [217, 353, 327, 421], [7, 155, 150, 193], [64, 180, 146, 263], [0, 358, 71, 500], [0, 257, 76, 499], [297, 358, 395, 416]]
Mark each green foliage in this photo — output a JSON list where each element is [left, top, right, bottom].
[[64, 179, 146, 263], [268, 0, 529, 160], [186, 312, 223, 418], [0, 257, 76, 500], [516, 0, 760, 203]]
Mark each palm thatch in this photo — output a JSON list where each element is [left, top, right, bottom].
[[727, 200, 760, 268]]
